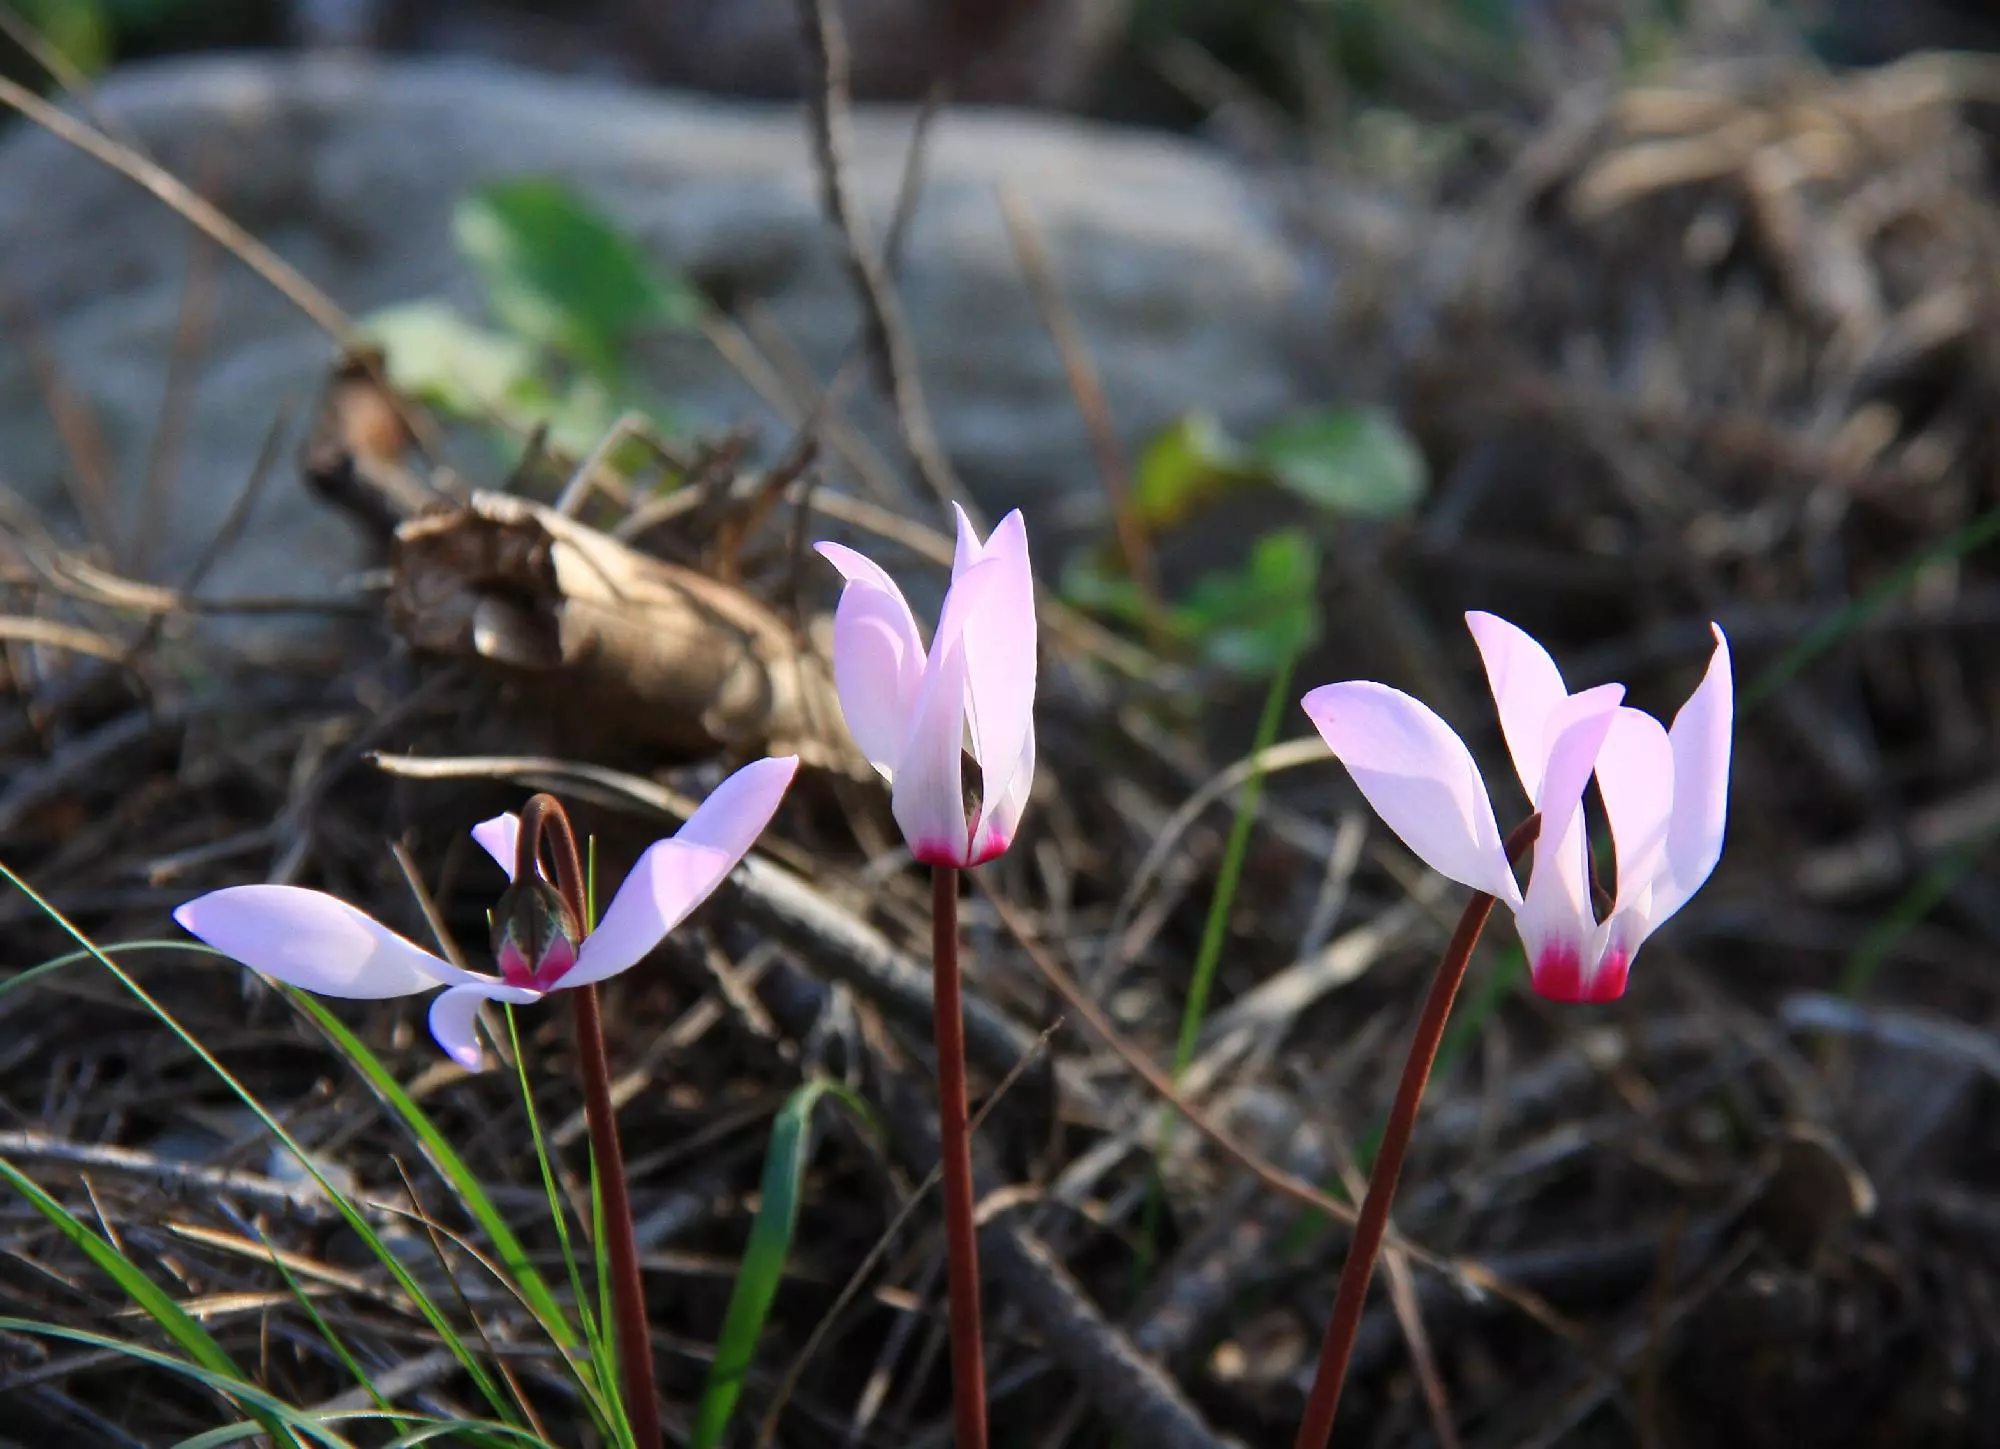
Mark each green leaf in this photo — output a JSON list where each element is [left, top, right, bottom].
[[1254, 407, 1427, 518], [692, 1081, 874, 1449], [1060, 555, 1190, 641], [1179, 529, 1323, 675], [453, 180, 697, 378], [364, 301, 540, 420], [15, 0, 113, 73], [1132, 412, 1255, 532]]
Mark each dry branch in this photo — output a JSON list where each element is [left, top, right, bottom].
[[388, 491, 854, 768]]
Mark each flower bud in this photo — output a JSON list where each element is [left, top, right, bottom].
[[491, 876, 582, 990]]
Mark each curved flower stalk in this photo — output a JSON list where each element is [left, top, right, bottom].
[[814, 505, 1038, 1449], [1302, 612, 1731, 1002], [1291, 616, 1732, 1449], [175, 755, 799, 1067], [816, 504, 1036, 868]]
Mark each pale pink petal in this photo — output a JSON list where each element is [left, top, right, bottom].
[[674, 755, 801, 858], [968, 724, 1034, 866], [952, 512, 1036, 839], [1596, 707, 1675, 918], [1515, 683, 1624, 992], [1654, 624, 1734, 926], [951, 502, 986, 578], [1466, 611, 1570, 802], [471, 814, 520, 880], [564, 756, 799, 988], [565, 840, 730, 987], [893, 621, 974, 866], [427, 982, 541, 1070], [1300, 681, 1518, 903], [1534, 683, 1626, 828], [817, 542, 927, 772], [174, 886, 476, 998]]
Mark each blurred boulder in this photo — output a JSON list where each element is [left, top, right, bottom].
[[289, 0, 1129, 106], [1817, 0, 2000, 63], [0, 53, 1317, 604], [611, 0, 1130, 107]]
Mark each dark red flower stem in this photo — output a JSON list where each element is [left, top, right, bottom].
[[519, 795, 661, 1448], [1292, 814, 1542, 1449], [932, 864, 990, 1449]]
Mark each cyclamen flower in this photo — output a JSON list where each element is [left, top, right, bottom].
[[816, 506, 1037, 868], [174, 756, 799, 1066], [1302, 614, 1731, 1003]]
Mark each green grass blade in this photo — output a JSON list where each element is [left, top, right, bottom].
[[172, 1425, 286, 1449], [505, 1005, 628, 1444], [1742, 502, 2000, 714], [0, 863, 520, 1426], [1172, 651, 1297, 1079], [249, 1220, 399, 1423], [0, 1318, 355, 1448], [0, 1157, 247, 1382], [2, 938, 213, 1001], [291, 994, 583, 1352], [691, 1080, 874, 1449], [1839, 830, 2000, 998], [176, 1411, 559, 1449], [1138, 650, 1297, 1268], [590, 1154, 614, 1406]]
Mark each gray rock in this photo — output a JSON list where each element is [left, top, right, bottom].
[[0, 54, 1318, 606]]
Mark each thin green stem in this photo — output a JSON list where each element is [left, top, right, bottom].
[[1141, 649, 1295, 1270], [1174, 651, 1296, 1077]]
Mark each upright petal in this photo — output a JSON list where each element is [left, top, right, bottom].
[[894, 620, 974, 866], [566, 840, 730, 987], [1654, 625, 1734, 926], [675, 755, 801, 858], [952, 512, 1036, 844], [951, 502, 986, 578], [471, 814, 520, 880], [968, 725, 1035, 866], [427, 982, 541, 1070], [1534, 683, 1626, 828], [564, 756, 800, 988], [174, 886, 471, 998], [816, 542, 928, 772], [1301, 681, 1519, 903], [1596, 707, 1676, 918], [1467, 611, 1570, 802], [1516, 684, 1624, 1000]]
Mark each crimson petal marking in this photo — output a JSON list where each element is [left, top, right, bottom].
[[1514, 683, 1624, 990]]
